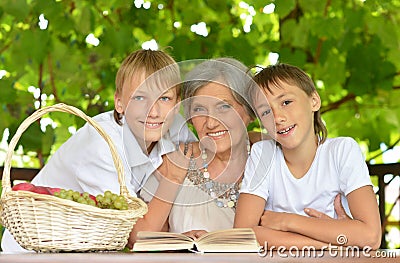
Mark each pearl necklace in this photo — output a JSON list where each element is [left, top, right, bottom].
[[186, 149, 240, 210]]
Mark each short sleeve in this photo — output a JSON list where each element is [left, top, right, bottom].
[[335, 137, 373, 196], [32, 120, 132, 197], [240, 140, 276, 201]]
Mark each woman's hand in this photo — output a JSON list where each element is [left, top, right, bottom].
[[156, 143, 193, 184], [182, 230, 208, 240]]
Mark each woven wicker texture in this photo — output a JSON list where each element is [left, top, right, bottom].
[[0, 103, 148, 252]]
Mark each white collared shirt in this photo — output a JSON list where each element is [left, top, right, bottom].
[[1, 110, 196, 252], [30, 111, 195, 196]]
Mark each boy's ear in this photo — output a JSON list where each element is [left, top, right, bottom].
[[114, 93, 124, 114], [311, 91, 321, 112]]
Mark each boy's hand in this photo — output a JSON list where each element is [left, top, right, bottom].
[[304, 194, 351, 220], [260, 210, 291, 231], [260, 194, 351, 230]]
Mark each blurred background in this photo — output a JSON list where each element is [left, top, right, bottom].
[[0, 0, 399, 249]]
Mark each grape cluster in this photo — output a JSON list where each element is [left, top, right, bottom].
[[96, 190, 129, 210], [54, 189, 128, 210]]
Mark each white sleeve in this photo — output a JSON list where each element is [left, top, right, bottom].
[[1, 229, 30, 253], [169, 114, 197, 144], [239, 141, 276, 201], [335, 137, 373, 196], [32, 123, 128, 196], [73, 124, 126, 195]]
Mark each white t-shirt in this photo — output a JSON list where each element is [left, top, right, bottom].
[[240, 137, 373, 218], [1, 110, 196, 253]]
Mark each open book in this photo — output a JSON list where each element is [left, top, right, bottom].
[[132, 228, 260, 253]]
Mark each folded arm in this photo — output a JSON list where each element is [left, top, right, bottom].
[[261, 186, 381, 249], [234, 193, 328, 248]]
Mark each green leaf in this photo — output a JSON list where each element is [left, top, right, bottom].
[[20, 30, 51, 65], [15, 121, 43, 152], [169, 35, 201, 60], [102, 24, 138, 55], [278, 47, 307, 66], [274, 0, 296, 18], [76, 5, 94, 35], [0, 79, 18, 103], [298, 0, 326, 13], [1, 0, 29, 20]]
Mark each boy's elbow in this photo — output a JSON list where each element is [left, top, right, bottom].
[[369, 230, 382, 250], [359, 228, 381, 250]]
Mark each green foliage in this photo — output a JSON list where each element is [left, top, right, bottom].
[[0, 0, 399, 251], [0, 0, 399, 168]]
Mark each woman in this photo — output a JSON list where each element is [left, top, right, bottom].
[[138, 59, 349, 241], [140, 57, 257, 236]]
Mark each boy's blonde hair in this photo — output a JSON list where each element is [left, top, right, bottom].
[[252, 63, 327, 143], [114, 49, 180, 124]]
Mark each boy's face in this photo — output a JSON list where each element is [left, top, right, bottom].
[[253, 81, 320, 150], [115, 71, 180, 150]]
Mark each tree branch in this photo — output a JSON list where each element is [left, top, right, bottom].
[[37, 62, 45, 167], [166, 0, 176, 34], [367, 137, 400, 163], [0, 40, 13, 55], [93, 4, 114, 26], [321, 93, 356, 114], [313, 0, 332, 65], [47, 54, 60, 102], [38, 62, 44, 108]]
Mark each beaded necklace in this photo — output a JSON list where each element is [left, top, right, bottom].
[[185, 145, 241, 210]]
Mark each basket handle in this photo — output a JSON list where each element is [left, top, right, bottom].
[[1, 103, 130, 199]]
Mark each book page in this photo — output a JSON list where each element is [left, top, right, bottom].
[[195, 228, 260, 253], [133, 231, 194, 252]]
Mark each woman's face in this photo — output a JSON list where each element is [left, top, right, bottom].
[[190, 82, 251, 156]]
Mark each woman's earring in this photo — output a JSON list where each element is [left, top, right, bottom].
[[247, 140, 251, 155]]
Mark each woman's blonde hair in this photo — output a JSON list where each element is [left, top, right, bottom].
[[114, 49, 180, 124]]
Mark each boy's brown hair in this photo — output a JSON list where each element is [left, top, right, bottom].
[[114, 49, 180, 125], [252, 63, 327, 143]]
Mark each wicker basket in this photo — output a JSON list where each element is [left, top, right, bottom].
[[0, 103, 148, 252]]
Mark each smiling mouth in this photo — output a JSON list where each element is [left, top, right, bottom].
[[144, 122, 163, 128], [277, 125, 295, 135], [207, 130, 228, 137]]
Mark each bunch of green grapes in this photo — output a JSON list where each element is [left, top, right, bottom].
[[54, 189, 97, 207], [95, 190, 129, 210]]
